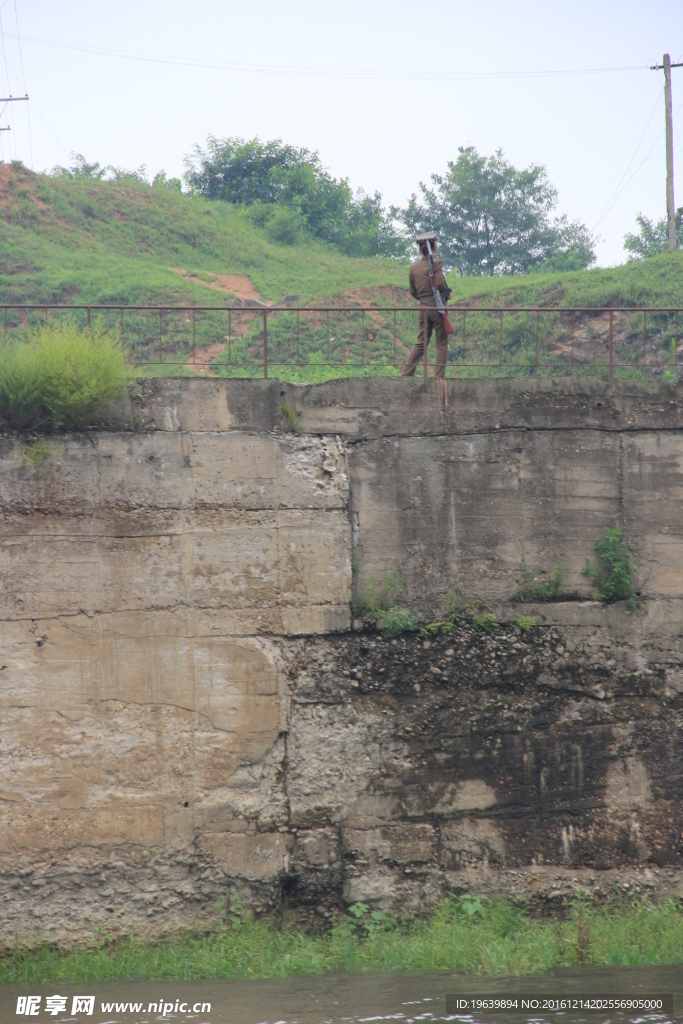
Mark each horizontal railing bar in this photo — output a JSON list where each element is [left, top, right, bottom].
[[3, 304, 683, 314], [128, 361, 671, 368]]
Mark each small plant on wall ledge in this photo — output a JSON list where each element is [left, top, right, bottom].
[[511, 563, 568, 602], [582, 526, 640, 612], [280, 400, 301, 431], [354, 566, 420, 635]]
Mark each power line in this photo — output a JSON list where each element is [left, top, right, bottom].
[[591, 88, 663, 230], [593, 96, 683, 231], [0, 5, 16, 159], [27, 93, 68, 156], [564, 174, 621, 213], [1, 32, 650, 82], [12, 0, 32, 167]]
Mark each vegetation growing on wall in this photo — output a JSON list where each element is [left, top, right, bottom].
[[582, 527, 639, 610], [354, 567, 420, 635], [511, 564, 568, 602], [0, 321, 130, 431]]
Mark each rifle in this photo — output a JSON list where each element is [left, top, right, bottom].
[[425, 239, 455, 335]]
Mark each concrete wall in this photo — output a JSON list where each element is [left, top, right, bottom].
[[1, 377, 683, 945]]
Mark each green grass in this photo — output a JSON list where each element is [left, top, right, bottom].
[[353, 567, 420, 634], [2, 900, 682, 984], [0, 320, 130, 430], [4, 164, 683, 379], [0, 165, 406, 308]]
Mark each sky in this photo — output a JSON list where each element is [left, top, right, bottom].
[[1, 0, 682, 266]]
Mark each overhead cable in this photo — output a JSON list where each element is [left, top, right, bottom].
[[592, 88, 663, 230], [1, 32, 650, 82]]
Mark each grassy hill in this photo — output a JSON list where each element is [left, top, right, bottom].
[[2, 162, 683, 379]]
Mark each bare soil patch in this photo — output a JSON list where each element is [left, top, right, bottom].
[[170, 269, 263, 301], [185, 340, 226, 375]]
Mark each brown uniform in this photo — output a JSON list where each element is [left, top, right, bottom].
[[401, 255, 451, 379]]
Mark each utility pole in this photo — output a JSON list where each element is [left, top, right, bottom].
[[0, 94, 28, 161], [651, 55, 683, 251]]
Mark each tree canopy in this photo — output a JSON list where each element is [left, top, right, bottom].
[[50, 141, 599, 273], [401, 146, 596, 275], [51, 153, 180, 190], [623, 209, 683, 260], [184, 136, 405, 258]]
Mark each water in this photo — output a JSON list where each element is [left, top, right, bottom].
[[2, 966, 680, 1024]]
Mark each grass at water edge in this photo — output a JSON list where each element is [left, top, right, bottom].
[[2, 900, 682, 985]]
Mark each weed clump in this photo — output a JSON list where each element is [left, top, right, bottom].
[[279, 400, 301, 430], [0, 320, 130, 431], [420, 590, 463, 638], [355, 567, 419, 635], [515, 614, 538, 634], [583, 526, 639, 610], [472, 611, 499, 634], [511, 563, 567, 602]]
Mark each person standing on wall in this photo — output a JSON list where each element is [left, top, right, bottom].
[[401, 232, 453, 379]]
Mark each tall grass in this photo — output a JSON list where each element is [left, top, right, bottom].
[[2, 899, 682, 985], [0, 320, 130, 430]]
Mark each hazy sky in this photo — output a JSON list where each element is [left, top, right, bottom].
[[1, 1, 682, 265]]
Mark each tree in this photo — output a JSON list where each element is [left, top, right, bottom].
[[50, 153, 148, 185], [623, 209, 683, 259], [51, 153, 108, 180], [184, 136, 406, 257], [401, 146, 595, 276], [152, 170, 182, 193]]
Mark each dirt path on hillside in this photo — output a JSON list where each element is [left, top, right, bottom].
[[185, 341, 227, 375], [171, 269, 264, 302]]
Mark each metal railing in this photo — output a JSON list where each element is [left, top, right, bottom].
[[2, 303, 682, 379]]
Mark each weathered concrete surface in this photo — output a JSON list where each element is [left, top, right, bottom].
[[113, 376, 683, 439], [1, 378, 683, 946]]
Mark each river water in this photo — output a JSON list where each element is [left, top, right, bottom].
[[1, 965, 680, 1024]]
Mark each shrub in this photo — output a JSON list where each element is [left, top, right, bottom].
[[582, 526, 637, 608], [0, 320, 130, 431]]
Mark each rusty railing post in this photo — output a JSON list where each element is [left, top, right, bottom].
[[87, 306, 91, 329], [263, 308, 268, 379], [361, 309, 365, 365], [393, 310, 397, 365], [499, 310, 503, 367], [120, 307, 124, 347], [327, 309, 330, 364], [296, 309, 300, 364], [228, 309, 231, 365], [192, 308, 196, 364], [462, 309, 466, 362], [3, 306, 6, 339], [643, 310, 647, 367], [571, 310, 575, 365], [609, 309, 614, 378], [423, 308, 428, 379], [671, 307, 679, 372], [535, 309, 540, 367], [159, 309, 163, 363]]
